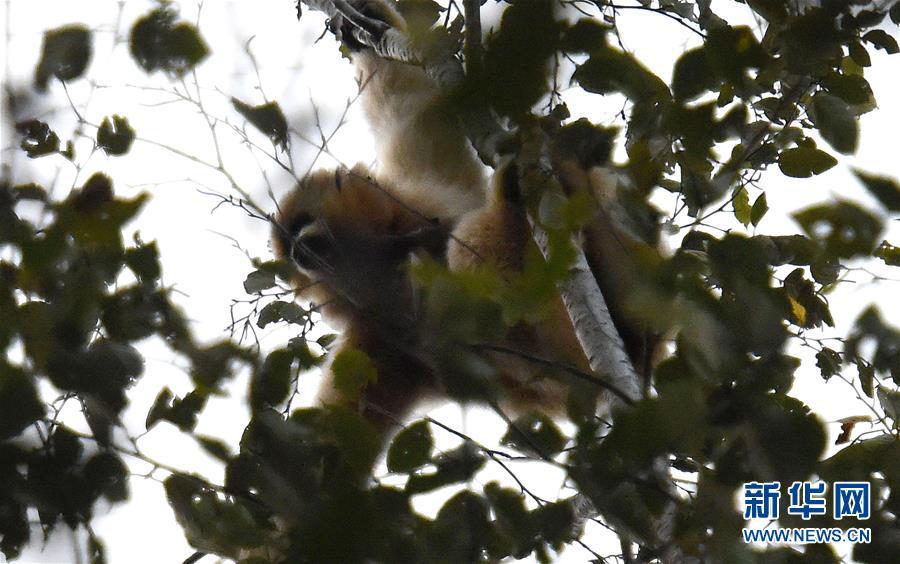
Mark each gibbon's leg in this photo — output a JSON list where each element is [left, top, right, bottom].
[[447, 165, 591, 414], [342, 0, 488, 222], [272, 165, 445, 431], [448, 163, 662, 411]]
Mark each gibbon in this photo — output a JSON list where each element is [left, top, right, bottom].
[[272, 0, 660, 433], [271, 165, 446, 430]]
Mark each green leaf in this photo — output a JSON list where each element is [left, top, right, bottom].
[[501, 412, 566, 457], [485, 483, 536, 559], [430, 491, 491, 562], [406, 444, 485, 494], [231, 98, 289, 150], [876, 386, 900, 426], [196, 435, 233, 462], [242, 269, 276, 294], [130, 7, 209, 76], [330, 347, 377, 401], [250, 349, 294, 409], [15, 120, 60, 158], [809, 92, 858, 154], [387, 420, 433, 473], [481, 0, 561, 117], [97, 115, 136, 156], [672, 48, 717, 102], [778, 147, 837, 178], [750, 193, 768, 226], [574, 47, 668, 101], [793, 201, 883, 259], [256, 300, 306, 328], [732, 186, 751, 226], [34, 25, 92, 91], [853, 169, 900, 212], [862, 29, 899, 54]]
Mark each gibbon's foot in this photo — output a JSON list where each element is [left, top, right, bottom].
[[333, 0, 404, 52]]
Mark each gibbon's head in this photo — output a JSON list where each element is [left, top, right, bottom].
[[272, 165, 443, 332]]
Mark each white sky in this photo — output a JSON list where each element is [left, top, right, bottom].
[[1, 1, 899, 563]]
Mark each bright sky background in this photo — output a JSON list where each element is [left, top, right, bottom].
[[1, 1, 899, 563]]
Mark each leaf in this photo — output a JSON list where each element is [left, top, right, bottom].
[[250, 349, 293, 409], [862, 29, 899, 55], [330, 348, 377, 401], [34, 25, 92, 91], [732, 187, 751, 226], [481, 0, 561, 117], [15, 120, 60, 158], [242, 269, 276, 294], [875, 241, 900, 267], [809, 92, 858, 154], [853, 169, 900, 212], [778, 147, 837, 178], [84, 452, 129, 502], [129, 7, 209, 76], [501, 412, 566, 457], [876, 386, 900, 426], [387, 420, 433, 473], [97, 115, 136, 156], [256, 300, 306, 328], [750, 193, 768, 226], [0, 364, 45, 440], [793, 201, 882, 259], [196, 436, 233, 462], [672, 48, 717, 102], [815, 347, 842, 380], [406, 444, 485, 494], [231, 98, 289, 150]]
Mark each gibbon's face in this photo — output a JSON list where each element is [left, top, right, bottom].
[[273, 167, 435, 332]]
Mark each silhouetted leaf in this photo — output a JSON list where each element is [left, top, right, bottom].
[[256, 300, 306, 328], [778, 147, 837, 178], [34, 25, 92, 91], [0, 364, 44, 440], [15, 120, 60, 158], [387, 420, 433, 473], [406, 444, 485, 494], [863, 29, 899, 54], [501, 412, 566, 457], [96, 115, 135, 156], [231, 98, 288, 150], [793, 201, 882, 259], [130, 7, 209, 76], [250, 349, 294, 409], [875, 241, 900, 267], [672, 48, 716, 102], [243, 269, 276, 294], [809, 92, 858, 154], [854, 169, 900, 212]]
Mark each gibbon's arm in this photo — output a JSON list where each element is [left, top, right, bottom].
[[344, 0, 487, 222], [448, 162, 662, 408], [272, 165, 444, 430]]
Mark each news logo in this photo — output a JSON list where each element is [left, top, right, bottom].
[[741, 481, 872, 545]]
